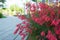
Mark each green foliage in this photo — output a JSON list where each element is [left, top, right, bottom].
[[10, 4, 24, 14], [32, 0, 48, 2], [0, 0, 6, 3], [27, 34, 37, 40], [27, 18, 55, 40], [30, 20, 48, 35], [0, 12, 3, 18], [0, 9, 3, 18], [37, 0, 42, 2], [32, 0, 36, 2], [32, 0, 42, 2], [0, 11, 6, 18], [46, 0, 48, 2]]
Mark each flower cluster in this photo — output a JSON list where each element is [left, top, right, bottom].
[[30, 3, 60, 40], [14, 15, 30, 40], [14, 3, 60, 40]]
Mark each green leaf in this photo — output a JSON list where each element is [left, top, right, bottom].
[[32, 0, 36, 2]]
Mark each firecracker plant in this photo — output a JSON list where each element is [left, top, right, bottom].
[[14, 3, 60, 40]]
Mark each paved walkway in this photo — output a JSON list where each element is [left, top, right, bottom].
[[0, 16, 23, 40]]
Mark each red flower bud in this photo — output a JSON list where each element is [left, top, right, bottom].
[[14, 27, 19, 34], [41, 31, 45, 36]]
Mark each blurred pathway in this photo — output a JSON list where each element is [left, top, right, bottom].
[[0, 16, 23, 40]]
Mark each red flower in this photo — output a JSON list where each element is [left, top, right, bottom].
[[26, 28, 32, 34], [22, 21, 27, 24], [14, 3, 60, 40], [54, 25, 60, 35], [41, 31, 45, 36], [55, 30, 60, 35], [16, 24, 21, 27], [45, 16, 50, 22], [51, 20, 59, 26], [51, 19, 60, 26], [14, 27, 20, 34], [58, 10, 60, 14], [20, 33, 27, 40], [46, 30, 57, 40], [34, 18, 40, 23], [30, 4, 36, 13], [18, 15, 26, 20]]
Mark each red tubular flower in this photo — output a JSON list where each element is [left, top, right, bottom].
[[51, 19, 60, 26], [45, 16, 50, 22], [55, 30, 60, 35], [58, 10, 60, 14], [26, 28, 32, 34], [41, 31, 45, 36], [18, 15, 26, 20], [22, 21, 27, 24], [20, 33, 27, 40], [38, 3, 49, 10], [19, 28, 24, 35], [14, 3, 60, 40], [16, 24, 21, 27], [51, 20, 59, 26], [14, 27, 20, 34], [34, 18, 39, 23], [54, 25, 60, 35], [30, 3, 36, 13], [33, 17, 45, 25], [46, 30, 57, 40], [50, 11, 56, 19], [39, 3, 45, 9]]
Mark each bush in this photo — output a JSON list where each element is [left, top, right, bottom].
[[14, 3, 60, 40], [0, 13, 3, 18]]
